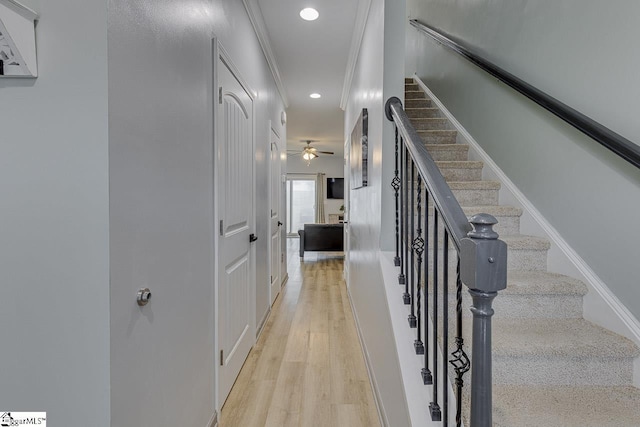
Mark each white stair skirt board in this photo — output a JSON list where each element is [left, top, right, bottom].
[[380, 252, 460, 427], [412, 75, 640, 373], [347, 284, 391, 427]]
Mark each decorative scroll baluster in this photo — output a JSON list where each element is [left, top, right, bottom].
[[443, 230, 450, 426], [421, 190, 432, 385], [385, 96, 507, 427], [398, 138, 405, 285], [408, 162, 417, 323], [403, 145, 410, 304], [392, 126, 401, 266], [451, 257, 471, 427], [430, 210, 441, 421], [414, 177, 424, 353]]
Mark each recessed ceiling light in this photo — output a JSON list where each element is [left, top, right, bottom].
[[300, 8, 319, 21], [309, 93, 321, 99]]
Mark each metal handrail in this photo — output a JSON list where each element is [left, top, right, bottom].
[[410, 19, 640, 170], [386, 96, 472, 251], [386, 94, 507, 426]]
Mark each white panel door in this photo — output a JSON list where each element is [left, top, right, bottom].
[[217, 56, 255, 406], [269, 130, 282, 305]]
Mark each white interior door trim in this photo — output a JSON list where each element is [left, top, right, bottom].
[[214, 39, 257, 411]]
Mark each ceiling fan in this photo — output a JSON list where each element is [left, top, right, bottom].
[[287, 140, 334, 164]]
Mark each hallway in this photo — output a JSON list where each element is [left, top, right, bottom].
[[219, 240, 381, 427]]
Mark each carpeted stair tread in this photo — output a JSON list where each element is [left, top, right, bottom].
[[435, 160, 484, 169], [406, 107, 441, 118], [426, 205, 522, 218], [493, 385, 640, 427], [399, 77, 640, 424], [405, 90, 427, 99], [462, 205, 523, 218], [490, 318, 640, 359], [500, 234, 551, 251], [406, 98, 432, 108], [503, 271, 587, 296], [409, 117, 451, 130], [448, 181, 501, 190], [417, 129, 457, 137]]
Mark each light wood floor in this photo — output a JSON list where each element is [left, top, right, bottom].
[[219, 240, 381, 427]]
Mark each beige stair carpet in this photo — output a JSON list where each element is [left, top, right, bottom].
[[404, 78, 640, 426]]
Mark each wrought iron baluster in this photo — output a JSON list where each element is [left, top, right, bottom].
[[451, 257, 470, 427], [392, 126, 401, 266], [430, 210, 441, 421], [414, 177, 424, 352], [403, 144, 410, 304], [408, 162, 417, 319], [443, 230, 450, 426], [398, 138, 405, 286], [422, 190, 432, 385]]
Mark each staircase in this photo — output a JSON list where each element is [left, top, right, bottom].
[[405, 78, 640, 426]]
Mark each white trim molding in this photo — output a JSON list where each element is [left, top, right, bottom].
[[413, 75, 640, 354], [0, 0, 37, 19], [339, 0, 372, 111], [207, 411, 218, 427], [242, 0, 289, 107]]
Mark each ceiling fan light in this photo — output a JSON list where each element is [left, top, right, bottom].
[[300, 8, 319, 21]]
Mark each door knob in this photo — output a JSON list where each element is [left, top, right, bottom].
[[277, 221, 283, 226], [250, 233, 258, 242], [137, 288, 152, 306]]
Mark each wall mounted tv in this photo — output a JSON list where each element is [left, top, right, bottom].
[[326, 177, 344, 199]]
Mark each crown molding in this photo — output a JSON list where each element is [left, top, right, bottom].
[[340, 0, 371, 111], [241, 0, 289, 108], [0, 0, 38, 20]]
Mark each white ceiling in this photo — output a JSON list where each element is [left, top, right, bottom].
[[256, 0, 360, 156]]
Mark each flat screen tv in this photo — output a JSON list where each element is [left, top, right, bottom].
[[326, 177, 344, 199]]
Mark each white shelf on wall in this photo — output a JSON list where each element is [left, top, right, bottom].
[[0, 0, 38, 78]]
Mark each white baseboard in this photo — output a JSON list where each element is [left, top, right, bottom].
[[347, 284, 390, 427], [207, 411, 218, 427], [257, 306, 271, 339], [413, 75, 640, 359]]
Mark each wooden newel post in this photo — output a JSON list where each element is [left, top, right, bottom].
[[460, 214, 507, 427]]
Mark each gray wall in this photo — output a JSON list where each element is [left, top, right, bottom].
[[406, 0, 640, 318], [108, 0, 286, 424], [1, 1, 285, 424], [0, 0, 111, 424], [288, 155, 344, 222], [108, 0, 216, 425], [344, 0, 409, 424]]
